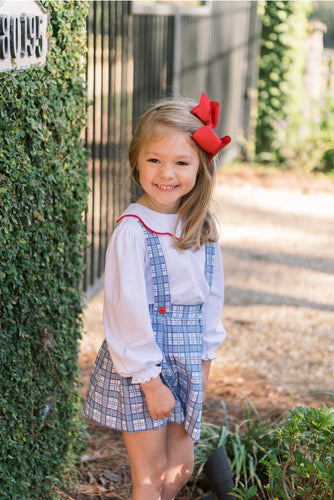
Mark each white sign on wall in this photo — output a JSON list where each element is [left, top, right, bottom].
[[0, 0, 49, 72]]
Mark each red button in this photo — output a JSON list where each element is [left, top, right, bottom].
[[159, 307, 166, 314]]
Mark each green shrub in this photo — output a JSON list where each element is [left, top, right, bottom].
[[264, 405, 334, 500], [195, 399, 334, 499], [320, 148, 334, 173], [276, 92, 334, 173], [0, 1, 89, 498]]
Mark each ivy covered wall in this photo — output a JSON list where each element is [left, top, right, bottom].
[[0, 1, 89, 497]]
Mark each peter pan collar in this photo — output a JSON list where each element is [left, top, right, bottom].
[[116, 203, 180, 238]]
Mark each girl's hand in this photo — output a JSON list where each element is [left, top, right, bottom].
[[202, 360, 212, 401], [140, 376, 175, 420]]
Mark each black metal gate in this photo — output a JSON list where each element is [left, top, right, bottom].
[[84, 1, 132, 294], [84, 1, 261, 295]]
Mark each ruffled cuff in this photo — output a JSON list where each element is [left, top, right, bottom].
[[131, 364, 162, 384], [202, 350, 218, 361]]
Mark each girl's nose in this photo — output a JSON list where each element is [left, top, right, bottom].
[[159, 162, 175, 178]]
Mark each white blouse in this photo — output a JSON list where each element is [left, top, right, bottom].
[[103, 203, 226, 384]]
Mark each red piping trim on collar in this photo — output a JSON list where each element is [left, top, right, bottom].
[[116, 214, 179, 240]]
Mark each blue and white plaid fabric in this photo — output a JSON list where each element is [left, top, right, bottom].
[[84, 222, 215, 441]]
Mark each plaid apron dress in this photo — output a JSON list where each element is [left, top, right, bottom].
[[84, 220, 215, 441]]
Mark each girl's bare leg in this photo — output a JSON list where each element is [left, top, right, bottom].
[[123, 427, 168, 500], [123, 423, 194, 500], [161, 422, 194, 500]]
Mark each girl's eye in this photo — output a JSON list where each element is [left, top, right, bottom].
[[176, 161, 189, 166], [148, 158, 160, 163]]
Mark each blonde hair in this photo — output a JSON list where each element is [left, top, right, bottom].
[[128, 96, 220, 250]]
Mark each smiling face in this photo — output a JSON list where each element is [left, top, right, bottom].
[[136, 127, 200, 214]]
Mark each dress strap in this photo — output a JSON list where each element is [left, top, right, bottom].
[[205, 243, 215, 289], [139, 219, 214, 303], [139, 221, 171, 311]]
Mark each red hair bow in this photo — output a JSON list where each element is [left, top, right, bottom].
[[191, 92, 231, 162]]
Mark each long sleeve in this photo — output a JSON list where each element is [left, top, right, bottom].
[[201, 240, 226, 360], [103, 224, 162, 384]]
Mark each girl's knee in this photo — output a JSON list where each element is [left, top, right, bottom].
[[178, 443, 195, 482], [178, 450, 194, 479], [133, 455, 167, 493], [179, 457, 194, 486], [161, 459, 194, 499]]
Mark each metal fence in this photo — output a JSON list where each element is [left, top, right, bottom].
[[84, 1, 261, 295], [84, 1, 132, 294]]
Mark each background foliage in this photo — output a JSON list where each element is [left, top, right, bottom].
[[196, 400, 334, 499], [0, 1, 89, 497], [255, 0, 312, 164], [255, 0, 334, 173]]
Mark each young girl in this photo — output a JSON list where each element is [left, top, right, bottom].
[[84, 92, 231, 500]]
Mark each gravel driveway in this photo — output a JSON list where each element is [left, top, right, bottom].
[[209, 168, 334, 409]]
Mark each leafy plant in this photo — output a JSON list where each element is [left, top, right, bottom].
[[195, 400, 277, 495], [264, 405, 334, 499], [233, 483, 258, 500]]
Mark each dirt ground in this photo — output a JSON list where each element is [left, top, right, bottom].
[[72, 165, 334, 500]]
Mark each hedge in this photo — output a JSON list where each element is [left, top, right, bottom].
[[0, 1, 89, 498]]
